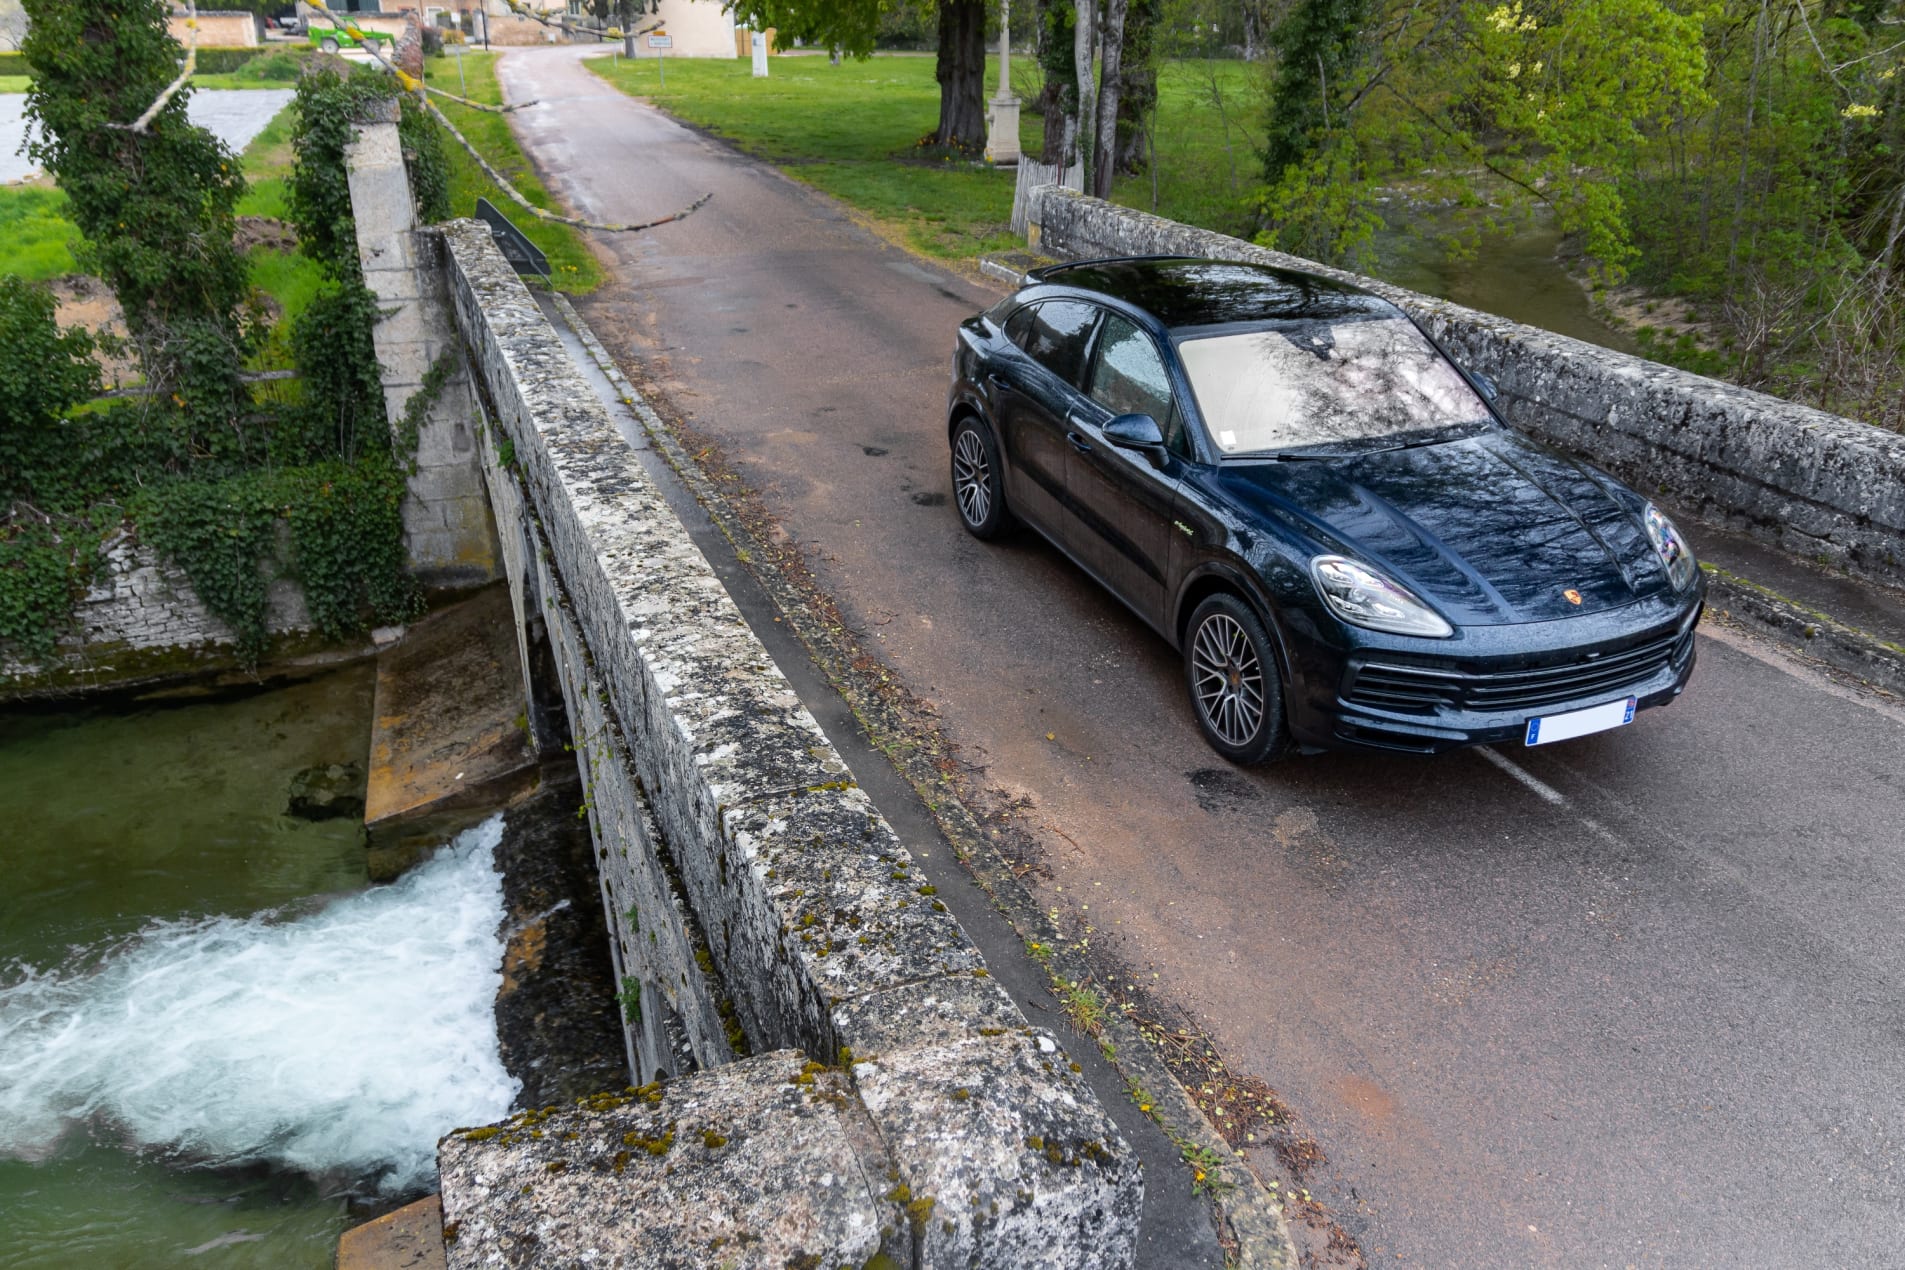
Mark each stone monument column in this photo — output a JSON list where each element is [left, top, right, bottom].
[[984, 0, 1021, 165]]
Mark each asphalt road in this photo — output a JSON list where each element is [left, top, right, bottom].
[[0, 90, 295, 185], [497, 48, 1905, 1267]]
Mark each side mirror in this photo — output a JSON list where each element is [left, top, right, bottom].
[[1469, 371, 1499, 402], [1104, 412, 1166, 451]]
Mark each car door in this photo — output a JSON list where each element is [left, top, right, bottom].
[[992, 300, 1101, 538], [1063, 312, 1186, 632]]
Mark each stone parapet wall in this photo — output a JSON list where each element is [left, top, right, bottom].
[[343, 108, 500, 591], [1031, 187, 1905, 586], [0, 532, 311, 695], [442, 220, 1141, 1268]]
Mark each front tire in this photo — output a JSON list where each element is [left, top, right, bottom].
[[950, 416, 1013, 540], [1184, 594, 1293, 765], [320, 37, 340, 53]]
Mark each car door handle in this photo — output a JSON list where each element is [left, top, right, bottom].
[[1066, 430, 1094, 454]]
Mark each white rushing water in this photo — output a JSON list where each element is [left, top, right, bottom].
[[0, 817, 519, 1194]]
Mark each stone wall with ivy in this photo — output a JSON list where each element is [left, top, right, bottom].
[[1, 0, 485, 695], [0, 533, 315, 694]]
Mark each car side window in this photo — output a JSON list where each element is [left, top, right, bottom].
[[1087, 315, 1174, 422], [1022, 300, 1100, 387], [1003, 303, 1040, 352], [1087, 314, 1192, 457]]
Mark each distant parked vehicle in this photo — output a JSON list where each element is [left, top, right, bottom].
[[307, 24, 395, 55]]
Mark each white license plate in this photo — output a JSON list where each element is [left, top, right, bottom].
[[1524, 696, 1637, 747]]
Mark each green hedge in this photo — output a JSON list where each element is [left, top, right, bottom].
[[192, 47, 271, 75], [0, 47, 275, 78]]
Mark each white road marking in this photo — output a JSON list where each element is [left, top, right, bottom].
[[1474, 744, 1565, 804], [1475, 745, 1626, 846]]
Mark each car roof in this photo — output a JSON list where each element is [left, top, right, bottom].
[[1024, 256, 1393, 330]]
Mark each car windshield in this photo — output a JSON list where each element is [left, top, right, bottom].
[[1175, 316, 1489, 455]]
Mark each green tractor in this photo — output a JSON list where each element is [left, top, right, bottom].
[[306, 24, 397, 55]]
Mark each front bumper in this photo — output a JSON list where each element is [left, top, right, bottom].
[[1282, 591, 1705, 755]]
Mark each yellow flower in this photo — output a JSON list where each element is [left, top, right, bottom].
[[1508, 62, 1521, 79], [1842, 103, 1881, 120]]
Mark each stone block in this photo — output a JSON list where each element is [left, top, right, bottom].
[[374, 300, 432, 352], [707, 787, 982, 1056], [840, 978, 1142, 1270], [437, 1051, 900, 1270]]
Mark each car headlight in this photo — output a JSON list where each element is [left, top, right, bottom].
[[1643, 503, 1697, 591], [1310, 555, 1453, 638]]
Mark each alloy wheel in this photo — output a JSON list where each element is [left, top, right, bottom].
[[1190, 612, 1265, 748], [953, 428, 992, 529]]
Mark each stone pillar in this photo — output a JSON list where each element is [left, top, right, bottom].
[[344, 99, 501, 590], [984, 0, 1021, 165]]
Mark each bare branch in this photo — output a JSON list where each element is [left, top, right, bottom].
[[113, 0, 196, 133]]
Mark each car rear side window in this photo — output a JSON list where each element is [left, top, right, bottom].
[[1003, 304, 1039, 351], [1020, 300, 1099, 387]]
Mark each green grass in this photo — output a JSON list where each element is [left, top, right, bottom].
[[425, 52, 602, 293], [584, 51, 1266, 262], [0, 76, 29, 93], [0, 187, 81, 281], [235, 98, 297, 220], [232, 101, 323, 368], [587, 52, 1036, 261], [1135, 58, 1262, 238]]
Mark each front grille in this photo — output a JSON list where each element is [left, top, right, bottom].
[[1344, 627, 1692, 716]]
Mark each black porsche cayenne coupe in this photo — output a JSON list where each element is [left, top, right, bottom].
[[946, 256, 1704, 763]]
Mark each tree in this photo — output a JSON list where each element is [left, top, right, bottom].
[[22, 0, 252, 442], [1257, 0, 1712, 276], [0, 276, 98, 497], [1035, 0, 1079, 163], [729, 0, 992, 149], [935, 0, 989, 149], [1091, 0, 1127, 195], [1112, 0, 1160, 174]]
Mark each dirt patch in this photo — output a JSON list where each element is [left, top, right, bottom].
[[235, 215, 299, 254], [47, 274, 138, 388]]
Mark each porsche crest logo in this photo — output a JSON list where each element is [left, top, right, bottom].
[[1563, 588, 1583, 606]]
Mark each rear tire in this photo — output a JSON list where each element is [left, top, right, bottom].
[[1184, 594, 1294, 765], [950, 416, 1014, 540], [320, 37, 340, 53]]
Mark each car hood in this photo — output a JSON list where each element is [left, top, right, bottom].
[[1216, 432, 1670, 625]]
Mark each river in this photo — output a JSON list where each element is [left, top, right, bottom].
[[0, 668, 518, 1269], [1374, 214, 1638, 353]]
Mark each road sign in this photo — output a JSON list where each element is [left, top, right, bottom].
[[475, 198, 550, 281], [646, 34, 672, 48]]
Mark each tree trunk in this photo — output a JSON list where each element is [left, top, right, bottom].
[[1091, 0, 1126, 198], [1036, 0, 1078, 164], [935, 0, 989, 151], [1073, 0, 1097, 188], [1113, 0, 1156, 175]]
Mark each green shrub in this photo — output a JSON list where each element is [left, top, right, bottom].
[[192, 47, 269, 75], [0, 275, 99, 499]]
